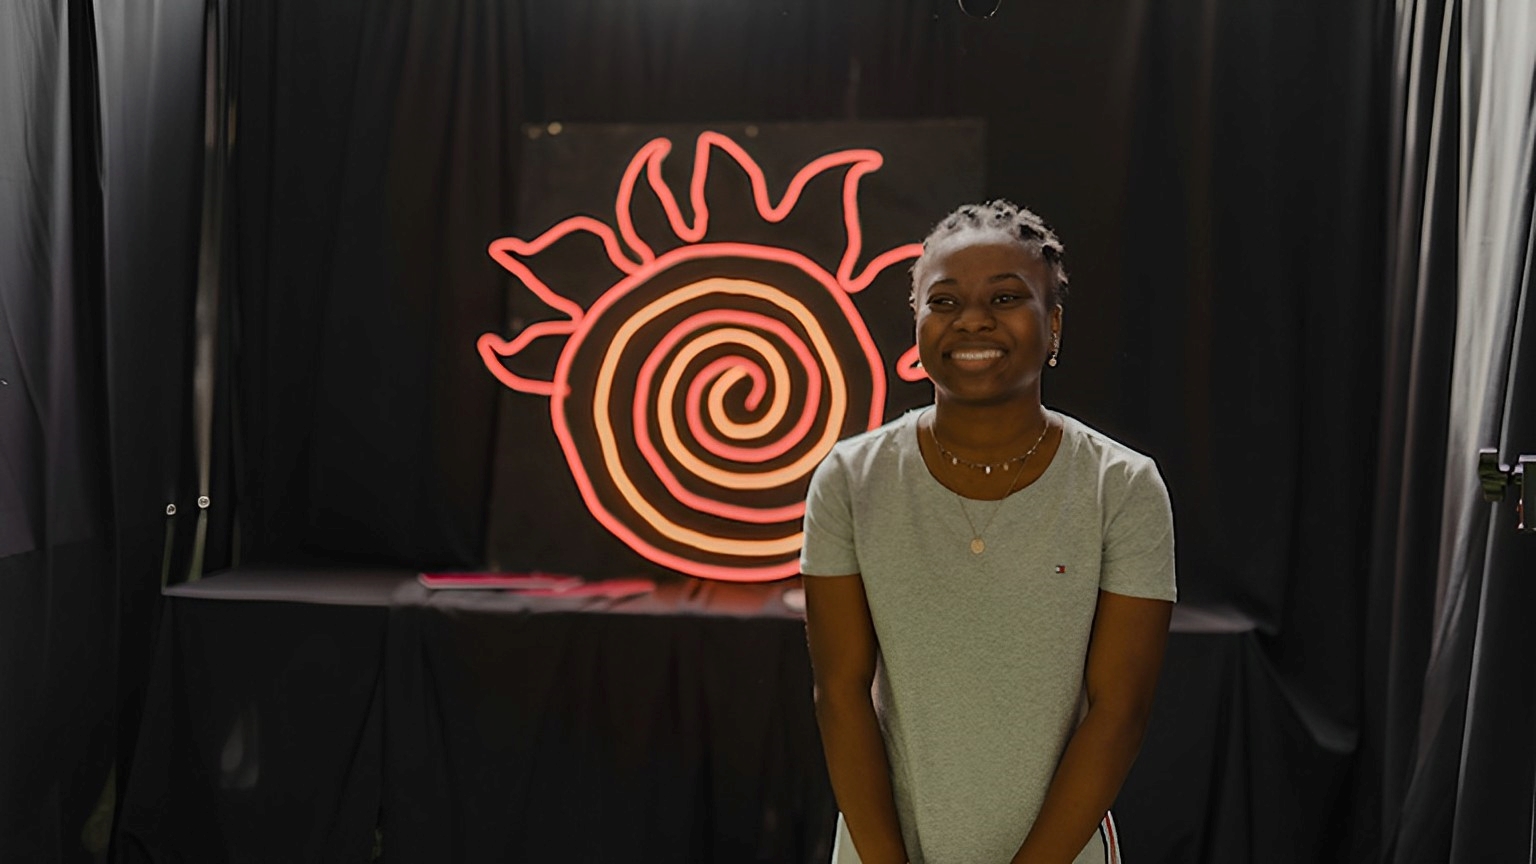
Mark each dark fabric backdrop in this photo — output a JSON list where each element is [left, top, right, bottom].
[[1, 3, 116, 859], [220, 1, 1386, 859], [16, 1, 1536, 862], [1357, 3, 1464, 857], [228, 0, 1386, 601], [2, 0, 206, 862], [1357, 2, 1536, 860], [229, 0, 521, 569]]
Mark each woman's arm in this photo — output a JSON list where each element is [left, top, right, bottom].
[[1009, 590, 1173, 864], [804, 573, 910, 864]]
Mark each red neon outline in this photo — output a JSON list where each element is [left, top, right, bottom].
[[895, 344, 928, 382], [481, 132, 920, 582], [477, 327, 575, 397], [656, 310, 822, 465], [559, 242, 884, 578], [615, 138, 671, 264], [634, 131, 923, 293], [692, 357, 765, 414], [555, 246, 880, 580], [595, 279, 845, 557], [620, 307, 820, 525], [685, 359, 789, 462], [603, 276, 847, 498], [480, 217, 639, 396]]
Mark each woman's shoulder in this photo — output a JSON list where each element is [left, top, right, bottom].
[[827, 407, 924, 460], [1055, 413, 1165, 486]]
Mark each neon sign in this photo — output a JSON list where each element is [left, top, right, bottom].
[[479, 131, 925, 582]]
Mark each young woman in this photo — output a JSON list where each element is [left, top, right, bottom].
[[801, 201, 1176, 864]]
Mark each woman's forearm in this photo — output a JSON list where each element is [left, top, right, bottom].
[[1009, 707, 1148, 864], [814, 690, 910, 864]]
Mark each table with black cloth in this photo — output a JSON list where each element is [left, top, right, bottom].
[[116, 568, 1348, 864], [116, 569, 833, 864]]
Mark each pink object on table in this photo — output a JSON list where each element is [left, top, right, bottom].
[[513, 578, 656, 599]]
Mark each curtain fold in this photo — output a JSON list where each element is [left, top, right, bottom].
[[1362, 0, 1536, 860], [93, 1, 210, 857], [1361, 1, 1462, 854], [1434, 1, 1536, 858], [1, 1, 117, 860], [229, 0, 521, 569], [0, 0, 206, 861]]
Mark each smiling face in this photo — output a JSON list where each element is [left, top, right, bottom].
[[913, 227, 1062, 408]]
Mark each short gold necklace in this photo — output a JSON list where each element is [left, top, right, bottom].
[[930, 414, 1051, 555]]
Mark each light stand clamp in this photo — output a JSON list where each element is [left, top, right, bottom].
[[1478, 448, 1535, 533]]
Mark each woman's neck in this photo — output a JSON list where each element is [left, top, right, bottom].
[[930, 397, 1051, 457]]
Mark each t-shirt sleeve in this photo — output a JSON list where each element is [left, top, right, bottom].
[[1099, 456, 1177, 602], [799, 448, 860, 576]]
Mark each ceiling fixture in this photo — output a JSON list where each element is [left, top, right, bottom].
[[957, 0, 1002, 18]]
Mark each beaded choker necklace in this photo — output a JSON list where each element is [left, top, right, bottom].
[[929, 416, 1051, 475]]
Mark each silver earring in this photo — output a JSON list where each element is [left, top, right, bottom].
[[1048, 345, 1059, 367]]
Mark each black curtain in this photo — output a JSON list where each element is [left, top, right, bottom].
[[227, 0, 522, 570], [228, 3, 1389, 577], [1358, 1, 1536, 860], [225, 1, 1389, 860], [1, 0, 205, 861], [1356, 2, 1462, 856], [31, 0, 1536, 861], [0, 2, 113, 859]]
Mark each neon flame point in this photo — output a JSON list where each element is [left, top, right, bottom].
[[616, 138, 671, 264], [896, 344, 929, 382], [626, 130, 923, 294]]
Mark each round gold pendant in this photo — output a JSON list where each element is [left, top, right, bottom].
[[969, 538, 986, 555]]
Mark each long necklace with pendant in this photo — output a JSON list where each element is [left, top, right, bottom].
[[931, 414, 1051, 555]]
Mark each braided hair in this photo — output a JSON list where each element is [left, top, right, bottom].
[[911, 200, 1069, 306]]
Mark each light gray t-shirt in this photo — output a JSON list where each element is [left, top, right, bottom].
[[800, 408, 1176, 864]]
